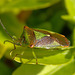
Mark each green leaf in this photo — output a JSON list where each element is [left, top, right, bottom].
[[61, 15, 75, 23], [73, 27, 75, 46], [52, 59, 75, 75], [12, 64, 58, 75], [62, 0, 75, 23], [0, 43, 6, 59], [11, 46, 72, 65], [0, 0, 60, 13], [62, 0, 75, 26], [12, 59, 74, 75], [65, 0, 75, 16]]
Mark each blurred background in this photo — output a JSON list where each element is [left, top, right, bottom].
[[0, 0, 75, 75]]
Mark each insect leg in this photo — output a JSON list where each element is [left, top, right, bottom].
[[12, 53, 23, 63], [4, 40, 14, 44], [4, 40, 18, 57], [12, 54, 19, 60], [32, 49, 38, 64], [10, 44, 16, 55], [11, 45, 24, 63]]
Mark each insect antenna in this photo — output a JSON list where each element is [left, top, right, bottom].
[[0, 19, 16, 40]]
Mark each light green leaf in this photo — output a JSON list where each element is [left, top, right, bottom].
[[0, 43, 6, 59], [61, 15, 75, 23], [52, 59, 75, 75], [73, 27, 75, 46], [12, 59, 74, 75], [0, 0, 60, 13], [11, 46, 72, 65], [65, 0, 75, 16], [12, 64, 58, 75], [62, 0, 75, 24]]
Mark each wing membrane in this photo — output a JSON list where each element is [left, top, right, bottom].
[[33, 29, 70, 47]]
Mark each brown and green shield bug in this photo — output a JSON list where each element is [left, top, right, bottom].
[[0, 20, 70, 64]]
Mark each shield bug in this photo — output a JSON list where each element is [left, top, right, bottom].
[[0, 20, 70, 64]]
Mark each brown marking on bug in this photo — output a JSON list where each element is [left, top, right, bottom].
[[64, 46, 69, 47], [60, 35, 70, 46], [60, 35, 65, 37], [24, 26, 29, 29], [65, 37, 70, 46], [60, 34, 70, 46]]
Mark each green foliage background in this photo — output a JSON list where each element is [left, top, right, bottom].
[[0, 0, 75, 75]]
